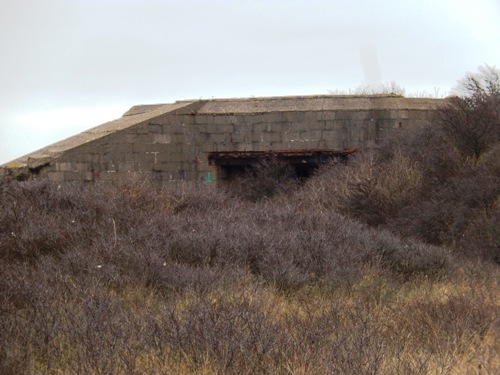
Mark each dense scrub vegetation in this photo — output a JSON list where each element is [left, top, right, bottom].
[[1, 177, 498, 374], [1, 67, 499, 374], [300, 65, 500, 265]]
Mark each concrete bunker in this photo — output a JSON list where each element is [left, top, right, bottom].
[[0, 95, 446, 185]]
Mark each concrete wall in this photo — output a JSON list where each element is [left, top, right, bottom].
[[37, 100, 438, 187]]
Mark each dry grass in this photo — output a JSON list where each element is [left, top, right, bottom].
[[0, 174, 499, 374]]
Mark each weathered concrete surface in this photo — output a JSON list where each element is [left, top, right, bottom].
[[1, 94, 445, 185]]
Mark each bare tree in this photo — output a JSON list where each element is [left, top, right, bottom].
[[439, 65, 500, 159], [452, 64, 500, 98]]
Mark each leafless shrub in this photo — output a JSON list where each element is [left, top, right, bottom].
[[0, 176, 498, 374], [438, 95, 500, 160], [231, 158, 299, 202], [440, 64, 500, 160], [460, 209, 500, 263], [302, 149, 423, 226], [328, 80, 406, 96]]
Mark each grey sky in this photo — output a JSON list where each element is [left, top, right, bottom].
[[1, 0, 499, 163]]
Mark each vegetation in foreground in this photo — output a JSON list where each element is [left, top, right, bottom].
[[0, 176, 498, 375], [0, 66, 499, 374]]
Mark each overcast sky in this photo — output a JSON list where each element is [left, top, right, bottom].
[[1, 0, 499, 164]]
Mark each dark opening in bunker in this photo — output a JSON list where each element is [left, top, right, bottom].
[[207, 149, 357, 185]]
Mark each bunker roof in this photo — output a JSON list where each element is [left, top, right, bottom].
[[192, 94, 443, 114]]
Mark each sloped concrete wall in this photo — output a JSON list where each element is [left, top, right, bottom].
[[40, 100, 438, 187]]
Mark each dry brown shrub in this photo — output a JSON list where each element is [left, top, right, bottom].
[[301, 149, 423, 225]]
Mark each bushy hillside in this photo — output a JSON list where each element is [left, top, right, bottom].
[[0, 67, 499, 374], [0, 169, 498, 374]]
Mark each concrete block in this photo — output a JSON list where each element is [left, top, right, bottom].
[[91, 154, 102, 164], [178, 114, 194, 124], [396, 110, 409, 118], [350, 128, 365, 139], [395, 119, 409, 129], [117, 162, 137, 172], [148, 124, 162, 134], [334, 111, 350, 120], [289, 111, 319, 122], [122, 134, 151, 144], [74, 152, 94, 163], [132, 143, 166, 153], [237, 123, 253, 134], [335, 138, 348, 150], [152, 114, 172, 125], [218, 115, 241, 125], [153, 134, 171, 144], [376, 119, 394, 130], [322, 120, 335, 130], [269, 122, 284, 133], [194, 114, 208, 125], [56, 162, 73, 172], [322, 131, 337, 140], [230, 132, 250, 143], [284, 132, 299, 142], [327, 120, 349, 131], [169, 134, 185, 143], [251, 142, 273, 152], [183, 133, 195, 144], [349, 111, 370, 121], [282, 142, 302, 150], [153, 152, 172, 163], [319, 111, 336, 121], [163, 152, 185, 163], [209, 133, 230, 143], [47, 171, 66, 181], [294, 140, 322, 149], [158, 162, 181, 173], [306, 121, 325, 131], [74, 163, 91, 171], [214, 143, 232, 152], [250, 114, 267, 125], [371, 110, 392, 119], [236, 143, 253, 152], [260, 112, 284, 123], [202, 143, 216, 152], [289, 121, 319, 132], [163, 123, 184, 133], [195, 132, 209, 144], [207, 123, 234, 133], [258, 132, 282, 143], [320, 140, 336, 150], [210, 115, 225, 124], [343, 139, 356, 149], [181, 143, 197, 156], [131, 152, 154, 164], [107, 143, 134, 154], [253, 123, 271, 133], [282, 121, 298, 131], [299, 130, 322, 141], [151, 161, 168, 172]]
